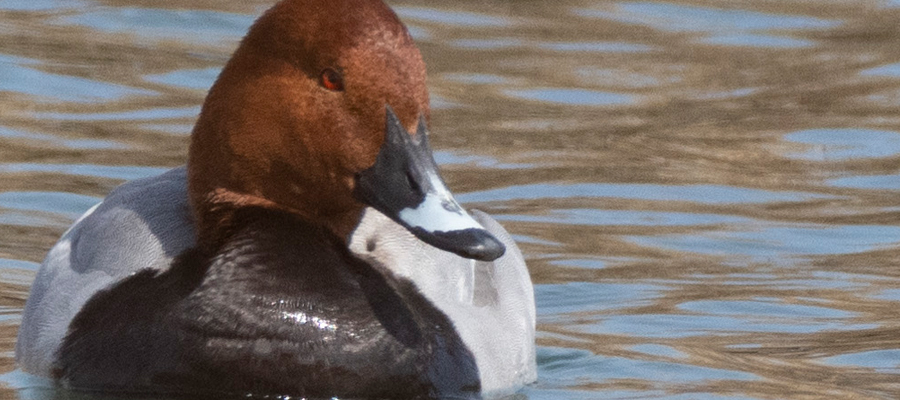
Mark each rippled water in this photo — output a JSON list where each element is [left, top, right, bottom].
[[2, 0, 900, 399]]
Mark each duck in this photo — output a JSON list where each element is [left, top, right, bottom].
[[14, 0, 536, 398]]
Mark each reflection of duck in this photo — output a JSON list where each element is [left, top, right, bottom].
[[15, 0, 536, 397]]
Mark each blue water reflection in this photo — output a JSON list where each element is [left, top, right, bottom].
[[56, 8, 254, 45], [145, 68, 221, 90], [576, 2, 836, 32], [538, 346, 758, 386], [861, 63, 900, 77], [549, 258, 609, 269], [394, 7, 511, 27], [0, 212, 60, 229], [461, 183, 831, 204], [629, 344, 687, 359], [589, 313, 877, 338], [577, 67, 675, 88], [0, 126, 125, 150], [450, 38, 523, 49], [701, 34, 813, 48], [503, 88, 635, 106], [0, 54, 152, 102], [629, 224, 900, 258], [500, 209, 749, 227], [2, 0, 90, 11], [139, 123, 194, 135], [823, 350, 900, 371], [784, 129, 900, 160], [827, 175, 900, 191], [441, 73, 514, 85], [873, 288, 900, 301], [576, 2, 837, 48], [537, 282, 666, 317], [434, 150, 533, 169], [678, 299, 857, 319], [32, 106, 200, 121], [0, 192, 98, 219], [538, 41, 653, 53], [0, 163, 167, 181]]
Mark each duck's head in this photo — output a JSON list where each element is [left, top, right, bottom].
[[188, 0, 505, 261]]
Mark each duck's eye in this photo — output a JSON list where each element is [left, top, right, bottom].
[[321, 68, 344, 91]]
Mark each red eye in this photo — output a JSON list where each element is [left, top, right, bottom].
[[321, 68, 344, 91]]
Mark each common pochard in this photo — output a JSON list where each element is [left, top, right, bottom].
[[16, 0, 536, 398]]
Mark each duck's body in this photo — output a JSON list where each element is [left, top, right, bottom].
[[57, 206, 481, 398], [16, 0, 536, 397], [18, 168, 535, 397]]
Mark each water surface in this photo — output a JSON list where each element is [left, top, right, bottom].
[[2, 0, 900, 399]]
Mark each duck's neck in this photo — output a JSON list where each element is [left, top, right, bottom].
[[191, 188, 365, 254]]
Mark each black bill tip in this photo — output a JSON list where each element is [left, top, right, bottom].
[[407, 227, 506, 262]]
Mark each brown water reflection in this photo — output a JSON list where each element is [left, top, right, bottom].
[[2, 0, 900, 399]]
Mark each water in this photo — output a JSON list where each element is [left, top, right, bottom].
[[2, 0, 900, 398]]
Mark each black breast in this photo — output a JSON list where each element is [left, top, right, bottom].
[[54, 208, 480, 399]]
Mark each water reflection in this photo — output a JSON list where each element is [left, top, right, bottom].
[[57, 8, 255, 45], [461, 183, 831, 204], [0, 164, 166, 180], [2, 0, 91, 11], [862, 62, 900, 77], [0, 126, 125, 150], [575, 2, 838, 48], [784, 128, 900, 160], [395, 6, 511, 27], [0, 54, 152, 102], [829, 174, 900, 190], [144, 67, 220, 90], [631, 223, 900, 258], [502, 88, 636, 106], [2, 0, 900, 399]]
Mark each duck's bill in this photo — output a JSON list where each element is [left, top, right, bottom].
[[353, 106, 506, 262]]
